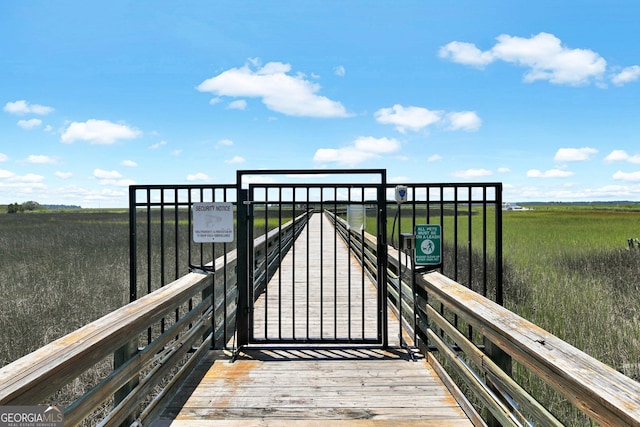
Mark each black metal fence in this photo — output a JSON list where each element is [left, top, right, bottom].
[[128, 174, 502, 349], [128, 184, 237, 346], [385, 183, 503, 304]]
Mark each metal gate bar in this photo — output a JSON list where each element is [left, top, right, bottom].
[[128, 173, 501, 353], [236, 169, 388, 347], [128, 184, 237, 347], [246, 184, 384, 345]]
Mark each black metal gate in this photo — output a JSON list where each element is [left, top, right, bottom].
[[235, 169, 389, 347], [128, 172, 503, 352]]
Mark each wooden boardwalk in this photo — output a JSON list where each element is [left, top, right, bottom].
[[155, 213, 474, 426], [253, 212, 382, 343]]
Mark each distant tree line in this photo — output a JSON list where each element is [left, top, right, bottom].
[[5, 202, 83, 213], [43, 204, 81, 210], [6, 201, 43, 213]]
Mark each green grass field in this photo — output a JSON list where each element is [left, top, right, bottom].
[[1, 205, 638, 425]]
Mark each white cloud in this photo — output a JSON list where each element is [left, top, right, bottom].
[[438, 41, 494, 67], [313, 136, 401, 166], [375, 104, 482, 133], [374, 104, 442, 133], [94, 169, 123, 179], [612, 171, 640, 182], [313, 147, 377, 166], [0, 153, 8, 162], [216, 139, 233, 148], [55, 171, 73, 179], [498, 167, 511, 173], [171, 149, 182, 156], [527, 169, 575, 178], [353, 136, 401, 154], [428, 154, 442, 162], [27, 155, 57, 164], [197, 61, 349, 118], [187, 172, 209, 182], [228, 99, 247, 110], [7, 173, 45, 183], [554, 147, 598, 162], [611, 65, 640, 86], [334, 65, 346, 77], [604, 150, 640, 164], [61, 119, 141, 145], [17, 118, 42, 129], [451, 168, 493, 178], [93, 169, 134, 186], [121, 160, 138, 167], [0, 169, 15, 179], [604, 150, 629, 163], [149, 140, 167, 149], [440, 32, 607, 86], [445, 111, 482, 131], [225, 156, 245, 164], [4, 100, 54, 115]]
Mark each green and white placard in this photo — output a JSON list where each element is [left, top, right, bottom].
[[414, 224, 441, 266]]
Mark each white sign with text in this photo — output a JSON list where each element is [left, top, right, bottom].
[[192, 202, 234, 243]]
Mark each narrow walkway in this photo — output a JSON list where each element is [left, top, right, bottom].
[[252, 212, 383, 343], [155, 213, 473, 426]]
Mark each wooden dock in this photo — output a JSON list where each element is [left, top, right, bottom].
[[252, 212, 381, 342], [155, 213, 474, 426]]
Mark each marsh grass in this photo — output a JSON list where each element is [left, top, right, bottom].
[[0, 212, 130, 366], [1, 205, 639, 426], [383, 204, 640, 425]]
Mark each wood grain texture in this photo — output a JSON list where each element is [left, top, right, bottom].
[[156, 349, 473, 425], [421, 271, 640, 427], [155, 213, 473, 425], [252, 213, 381, 343]]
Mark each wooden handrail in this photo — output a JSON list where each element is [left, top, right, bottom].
[[421, 271, 640, 427], [0, 210, 311, 425], [0, 271, 213, 406], [330, 210, 640, 426]]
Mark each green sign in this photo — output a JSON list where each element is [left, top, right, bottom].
[[415, 224, 441, 266]]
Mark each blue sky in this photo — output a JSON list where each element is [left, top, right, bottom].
[[1, 1, 640, 207]]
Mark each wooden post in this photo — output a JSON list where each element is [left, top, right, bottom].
[[113, 339, 139, 426], [483, 337, 512, 427]]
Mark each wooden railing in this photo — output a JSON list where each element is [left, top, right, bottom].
[[329, 211, 640, 427], [0, 211, 309, 426], [3, 210, 639, 426]]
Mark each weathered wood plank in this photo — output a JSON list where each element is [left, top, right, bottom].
[[422, 271, 640, 427], [155, 418, 473, 426], [253, 213, 382, 343], [0, 269, 216, 405], [157, 350, 473, 425], [155, 213, 474, 425]]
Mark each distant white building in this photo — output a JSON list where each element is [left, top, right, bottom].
[[502, 202, 530, 211]]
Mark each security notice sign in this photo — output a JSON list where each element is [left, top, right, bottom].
[[192, 202, 234, 243], [415, 224, 441, 266]]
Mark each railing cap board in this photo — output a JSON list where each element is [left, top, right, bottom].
[[0, 215, 298, 407], [422, 271, 640, 427], [0, 271, 213, 405]]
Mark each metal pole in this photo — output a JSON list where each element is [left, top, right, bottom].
[[128, 186, 137, 303], [236, 185, 249, 348], [378, 173, 388, 347]]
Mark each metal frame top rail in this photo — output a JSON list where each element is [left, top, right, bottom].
[[384, 182, 503, 305], [235, 169, 388, 348]]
